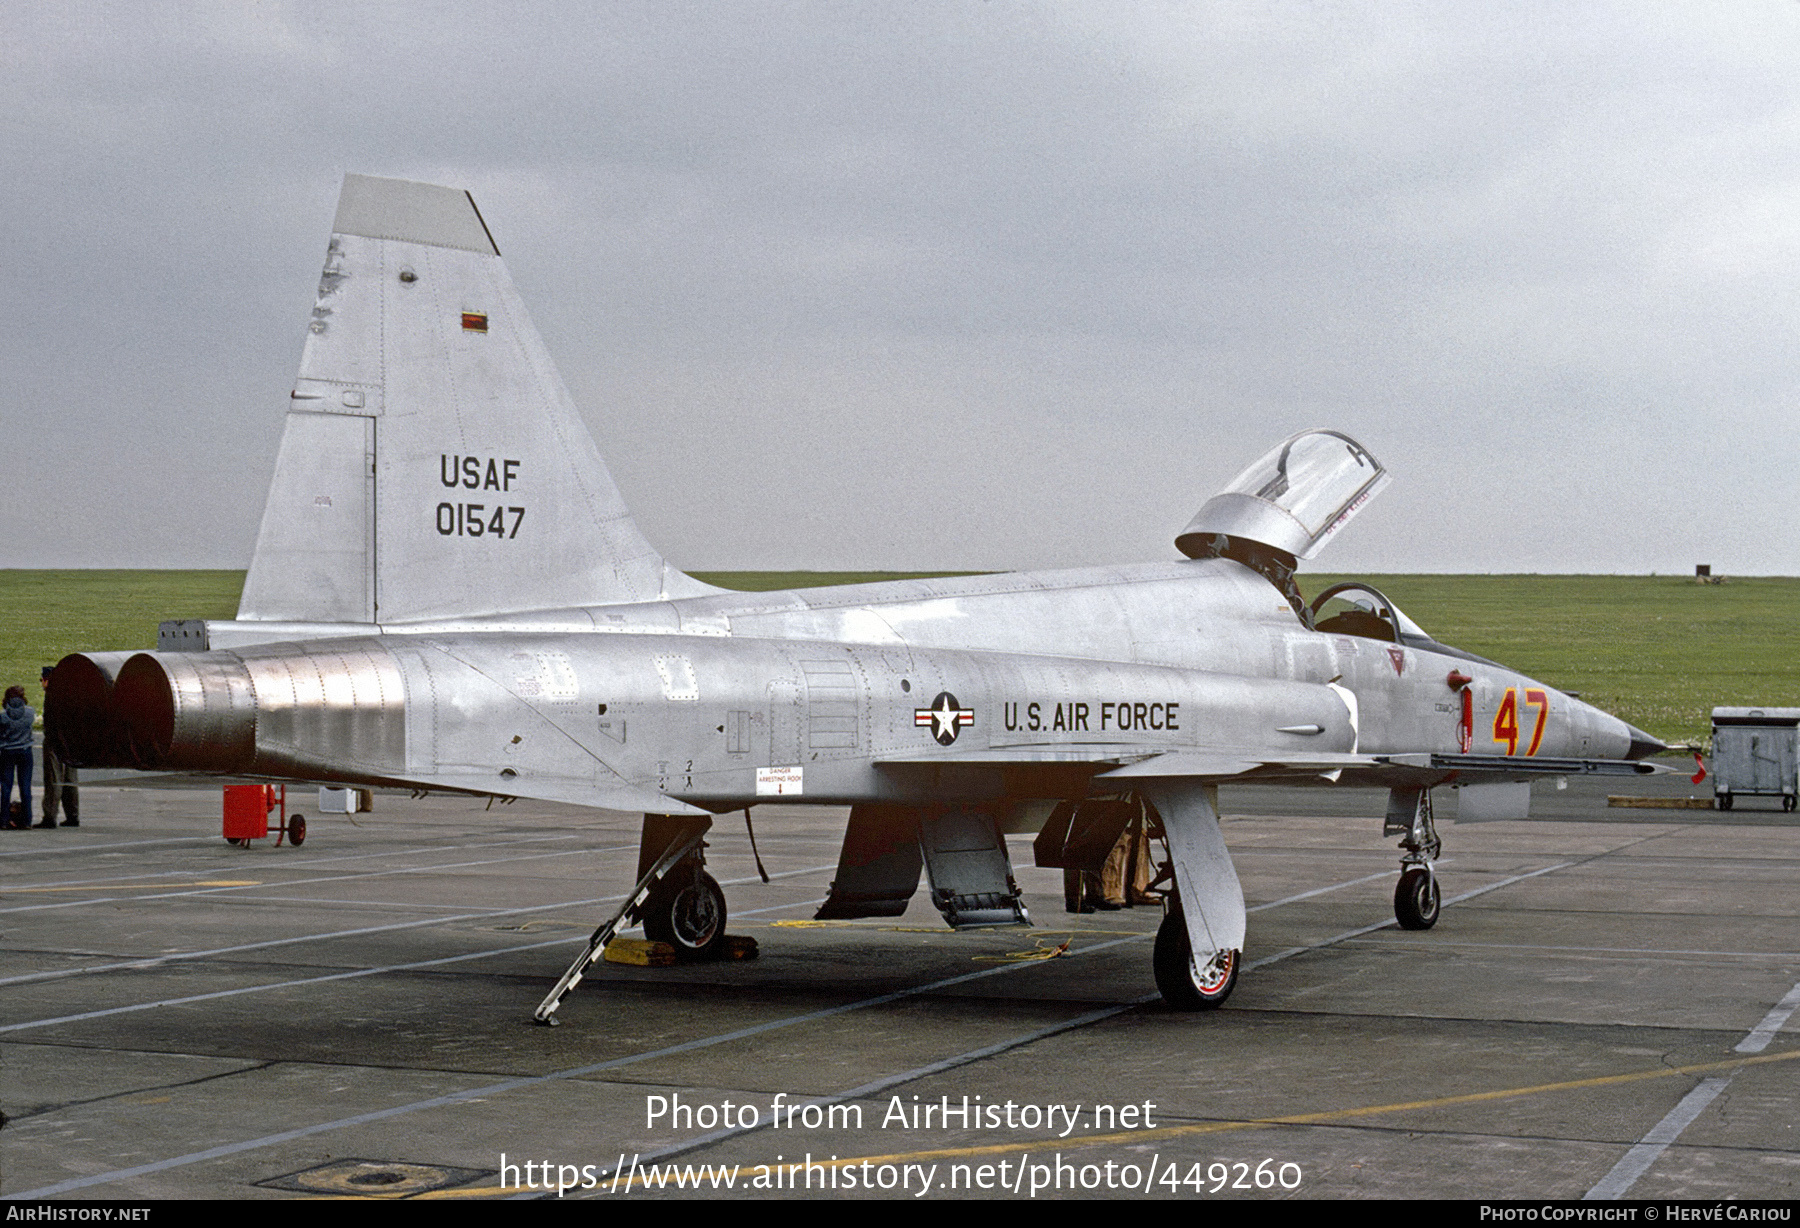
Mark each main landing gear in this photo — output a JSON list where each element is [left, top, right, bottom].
[[1153, 904, 1239, 1010], [640, 856, 727, 959], [533, 813, 723, 1025], [1134, 784, 1246, 1012], [1385, 787, 1441, 931]]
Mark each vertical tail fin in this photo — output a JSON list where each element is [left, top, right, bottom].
[[239, 174, 711, 624]]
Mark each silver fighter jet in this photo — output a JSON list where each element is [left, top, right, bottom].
[[47, 175, 1666, 1018]]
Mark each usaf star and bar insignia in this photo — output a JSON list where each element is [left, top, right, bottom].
[[915, 692, 975, 746]]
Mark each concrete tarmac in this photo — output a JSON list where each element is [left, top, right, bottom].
[[3, 770, 1797, 1201]]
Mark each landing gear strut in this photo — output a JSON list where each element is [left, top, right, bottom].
[[1385, 787, 1441, 931]]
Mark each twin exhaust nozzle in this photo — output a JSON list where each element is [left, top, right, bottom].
[[46, 652, 258, 772], [46, 642, 405, 778]]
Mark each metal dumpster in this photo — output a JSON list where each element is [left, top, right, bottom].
[[1710, 707, 1800, 811]]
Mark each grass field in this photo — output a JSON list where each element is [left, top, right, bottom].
[[1, 570, 245, 701], [1308, 574, 1800, 748], [4, 569, 1793, 746]]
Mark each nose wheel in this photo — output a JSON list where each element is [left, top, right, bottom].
[[1394, 865, 1440, 930]]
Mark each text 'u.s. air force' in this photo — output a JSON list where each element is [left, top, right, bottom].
[[1002, 701, 1180, 733]]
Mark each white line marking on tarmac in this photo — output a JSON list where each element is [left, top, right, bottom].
[[1372, 940, 1800, 961], [1, 937, 583, 1034], [0, 864, 835, 989], [1, 896, 835, 1037], [6, 831, 599, 889], [0, 901, 615, 994], [0, 836, 215, 858], [0, 846, 629, 915], [1585, 977, 1800, 1199], [1249, 868, 1396, 911], [199, 895, 532, 911], [1440, 861, 1572, 906], [1246, 862, 1572, 970], [8, 933, 1151, 1198], [2, 863, 1525, 1197], [564, 998, 1154, 1199], [1583, 1077, 1731, 1201], [1735, 979, 1800, 1054]]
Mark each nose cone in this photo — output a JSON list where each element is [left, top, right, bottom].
[[1571, 695, 1664, 762], [1624, 723, 1667, 761]]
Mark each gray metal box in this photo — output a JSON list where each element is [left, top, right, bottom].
[[1710, 707, 1800, 811]]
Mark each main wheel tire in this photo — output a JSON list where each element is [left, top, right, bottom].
[[1719, 793, 1734, 811], [1152, 908, 1238, 1010], [643, 868, 727, 960], [1785, 796, 1796, 813], [1395, 866, 1440, 930], [288, 814, 307, 846]]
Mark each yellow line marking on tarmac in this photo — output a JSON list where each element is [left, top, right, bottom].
[[406, 1044, 1800, 1197], [9, 880, 262, 892], [972, 938, 1073, 963], [367, 1045, 1800, 1199], [773, 1045, 1800, 1173]]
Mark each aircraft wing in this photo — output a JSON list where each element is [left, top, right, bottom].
[[1373, 753, 1673, 777], [61, 765, 710, 817], [874, 746, 1376, 781], [876, 746, 1672, 783], [1100, 751, 1379, 779], [1106, 751, 1673, 780]]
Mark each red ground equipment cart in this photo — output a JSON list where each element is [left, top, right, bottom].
[[222, 784, 306, 848]]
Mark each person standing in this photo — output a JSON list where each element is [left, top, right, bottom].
[[39, 666, 77, 827], [1, 684, 34, 829]]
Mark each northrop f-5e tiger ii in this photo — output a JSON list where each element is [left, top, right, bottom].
[[47, 174, 1666, 1018]]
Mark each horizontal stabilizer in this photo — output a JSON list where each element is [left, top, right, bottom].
[[395, 768, 709, 817]]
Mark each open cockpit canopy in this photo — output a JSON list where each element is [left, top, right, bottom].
[[1177, 429, 1388, 562]]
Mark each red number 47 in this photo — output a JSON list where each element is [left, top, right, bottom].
[[1492, 687, 1549, 756]]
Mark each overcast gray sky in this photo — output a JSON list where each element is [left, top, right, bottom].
[[5, 2, 1798, 577]]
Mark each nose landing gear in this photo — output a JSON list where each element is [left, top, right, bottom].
[[1385, 787, 1441, 931]]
